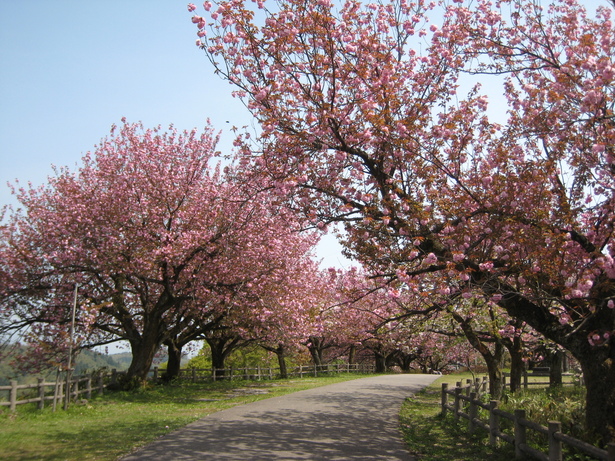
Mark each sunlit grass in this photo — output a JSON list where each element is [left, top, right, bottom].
[[0, 374, 372, 461], [399, 374, 515, 460], [399, 372, 586, 460]]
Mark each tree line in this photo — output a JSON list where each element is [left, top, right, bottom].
[[2, 0, 615, 445]]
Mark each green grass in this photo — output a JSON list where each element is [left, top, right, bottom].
[[399, 373, 590, 460], [0, 374, 372, 461], [399, 373, 515, 460]]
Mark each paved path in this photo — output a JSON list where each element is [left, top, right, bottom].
[[122, 374, 438, 460]]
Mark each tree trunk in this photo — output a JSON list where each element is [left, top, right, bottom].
[[348, 345, 356, 365], [125, 334, 160, 388], [549, 350, 564, 388], [485, 347, 504, 399], [206, 336, 240, 377], [576, 348, 615, 445], [374, 351, 387, 373], [308, 337, 323, 367], [275, 344, 288, 379], [162, 341, 183, 382], [505, 335, 525, 393], [451, 311, 505, 399]]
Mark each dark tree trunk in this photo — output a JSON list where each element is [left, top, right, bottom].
[[126, 344, 158, 385], [348, 345, 356, 365], [485, 345, 505, 399], [125, 320, 164, 388], [206, 336, 241, 377], [579, 350, 615, 445], [308, 337, 324, 367], [162, 341, 183, 382], [390, 350, 416, 372], [549, 350, 564, 388], [275, 344, 288, 379], [505, 334, 525, 393], [374, 351, 387, 373]]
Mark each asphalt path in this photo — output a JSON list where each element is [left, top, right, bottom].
[[121, 374, 439, 460]]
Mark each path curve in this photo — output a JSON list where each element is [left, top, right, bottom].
[[121, 374, 438, 460]]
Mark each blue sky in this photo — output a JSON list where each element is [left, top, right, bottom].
[[0, 0, 352, 268]]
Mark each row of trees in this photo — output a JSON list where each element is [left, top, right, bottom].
[[0, 120, 478, 386], [2, 0, 614, 446], [187, 0, 615, 443]]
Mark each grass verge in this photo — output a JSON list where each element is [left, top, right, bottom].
[[399, 373, 516, 460], [0, 373, 372, 461]]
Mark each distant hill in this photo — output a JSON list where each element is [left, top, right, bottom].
[[0, 348, 128, 385]]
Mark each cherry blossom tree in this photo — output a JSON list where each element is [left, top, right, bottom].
[[191, 0, 615, 440], [0, 120, 319, 385]]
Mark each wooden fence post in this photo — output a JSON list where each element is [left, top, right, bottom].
[[468, 392, 477, 434], [523, 370, 528, 389], [86, 373, 92, 400], [9, 380, 17, 412], [53, 368, 61, 411], [153, 367, 159, 382], [38, 377, 45, 410], [482, 376, 488, 394], [454, 382, 462, 421], [97, 371, 104, 395], [489, 400, 499, 447], [72, 376, 78, 403], [548, 421, 562, 461], [192, 368, 197, 383], [514, 409, 527, 460], [54, 381, 63, 412], [441, 383, 449, 416], [111, 369, 117, 386]]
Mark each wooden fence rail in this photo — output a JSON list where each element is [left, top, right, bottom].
[[151, 363, 375, 382], [2, 362, 374, 411], [0, 372, 106, 412], [503, 370, 577, 390], [441, 380, 615, 461]]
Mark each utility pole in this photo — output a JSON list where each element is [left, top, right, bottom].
[[64, 284, 78, 410]]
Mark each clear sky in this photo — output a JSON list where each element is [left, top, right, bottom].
[[0, 0, 353, 268]]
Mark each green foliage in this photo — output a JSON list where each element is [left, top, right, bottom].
[[185, 350, 212, 370], [500, 386, 598, 459], [226, 345, 278, 369], [186, 343, 285, 370]]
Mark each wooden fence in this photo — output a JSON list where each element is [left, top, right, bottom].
[[441, 379, 615, 461], [503, 369, 577, 390], [0, 372, 106, 412], [1, 362, 374, 411], [150, 362, 375, 382]]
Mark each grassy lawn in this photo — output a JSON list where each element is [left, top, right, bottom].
[[0, 374, 372, 461]]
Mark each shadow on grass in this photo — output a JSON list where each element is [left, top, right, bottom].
[[400, 390, 515, 461], [8, 418, 175, 461]]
